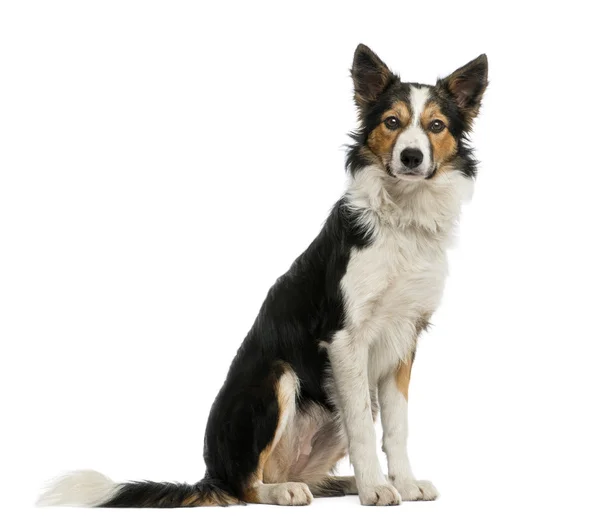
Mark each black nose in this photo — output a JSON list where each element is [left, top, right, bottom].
[[400, 148, 423, 169]]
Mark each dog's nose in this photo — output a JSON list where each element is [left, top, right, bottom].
[[400, 148, 424, 169]]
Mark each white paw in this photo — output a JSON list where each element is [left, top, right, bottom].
[[269, 482, 313, 506], [392, 478, 438, 501], [359, 483, 401, 506]]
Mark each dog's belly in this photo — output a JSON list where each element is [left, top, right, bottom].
[[263, 404, 347, 485]]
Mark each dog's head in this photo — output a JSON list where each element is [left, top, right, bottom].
[[347, 44, 488, 182]]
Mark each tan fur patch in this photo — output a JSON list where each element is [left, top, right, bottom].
[[421, 101, 457, 171], [395, 313, 431, 399], [243, 364, 298, 503], [243, 484, 260, 503], [180, 492, 222, 507], [395, 357, 413, 400], [367, 101, 411, 164], [180, 493, 200, 507], [180, 489, 240, 507]]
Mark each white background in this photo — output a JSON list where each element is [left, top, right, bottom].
[[1, 1, 599, 527]]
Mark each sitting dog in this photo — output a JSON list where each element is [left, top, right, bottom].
[[38, 44, 487, 507]]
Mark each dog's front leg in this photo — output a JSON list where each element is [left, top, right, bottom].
[[329, 329, 401, 506], [378, 358, 439, 501]]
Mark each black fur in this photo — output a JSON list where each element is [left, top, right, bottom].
[[203, 197, 371, 498], [101, 478, 239, 508]]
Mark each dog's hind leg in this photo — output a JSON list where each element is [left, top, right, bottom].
[[203, 360, 313, 506], [268, 407, 355, 499], [241, 365, 313, 505]]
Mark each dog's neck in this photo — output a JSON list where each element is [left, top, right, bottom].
[[345, 165, 473, 236]]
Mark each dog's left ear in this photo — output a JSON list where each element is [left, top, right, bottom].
[[438, 54, 488, 124]]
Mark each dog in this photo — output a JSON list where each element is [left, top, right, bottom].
[[38, 44, 487, 507]]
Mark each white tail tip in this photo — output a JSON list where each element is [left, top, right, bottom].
[[36, 470, 120, 507]]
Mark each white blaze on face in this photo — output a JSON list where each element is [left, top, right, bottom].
[[391, 86, 432, 178]]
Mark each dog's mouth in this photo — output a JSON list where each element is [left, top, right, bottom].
[[386, 164, 436, 181]]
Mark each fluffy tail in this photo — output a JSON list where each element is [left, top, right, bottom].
[[36, 470, 241, 508]]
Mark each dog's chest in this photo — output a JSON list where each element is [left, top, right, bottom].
[[341, 224, 449, 372]]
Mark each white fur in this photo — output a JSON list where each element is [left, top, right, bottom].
[[328, 164, 472, 504], [378, 372, 438, 500], [379, 374, 412, 480], [327, 326, 392, 504], [391, 86, 433, 179], [36, 470, 120, 507]]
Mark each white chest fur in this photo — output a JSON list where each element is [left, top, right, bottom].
[[339, 166, 473, 383]]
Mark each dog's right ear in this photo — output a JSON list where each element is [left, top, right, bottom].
[[351, 44, 395, 114]]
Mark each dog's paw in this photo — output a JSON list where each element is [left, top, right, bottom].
[[359, 483, 401, 506], [392, 479, 438, 501], [269, 482, 313, 506]]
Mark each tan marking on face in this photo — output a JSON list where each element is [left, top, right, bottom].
[[395, 357, 413, 401], [421, 101, 457, 171], [367, 101, 411, 164]]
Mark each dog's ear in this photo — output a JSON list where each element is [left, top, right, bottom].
[[438, 54, 488, 125], [351, 44, 395, 114]]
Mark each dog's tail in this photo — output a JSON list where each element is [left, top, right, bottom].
[[36, 470, 241, 508]]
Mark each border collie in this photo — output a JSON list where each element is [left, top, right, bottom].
[[38, 44, 487, 507]]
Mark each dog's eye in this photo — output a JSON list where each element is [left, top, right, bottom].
[[384, 116, 401, 130], [429, 120, 446, 133]]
